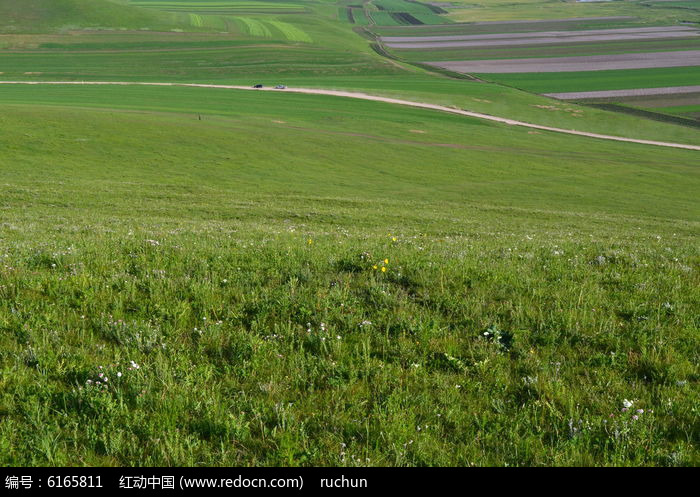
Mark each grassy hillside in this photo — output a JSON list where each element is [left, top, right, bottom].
[[442, 0, 700, 23], [1, 3, 699, 146], [0, 0, 698, 468], [0, 0, 175, 33], [1, 84, 698, 216], [0, 86, 698, 466]]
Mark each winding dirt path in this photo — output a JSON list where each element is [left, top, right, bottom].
[[1, 80, 698, 151]]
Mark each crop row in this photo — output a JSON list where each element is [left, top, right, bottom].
[[478, 66, 700, 94], [232, 17, 312, 42]]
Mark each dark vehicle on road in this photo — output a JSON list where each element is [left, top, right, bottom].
[[253, 84, 263, 88]]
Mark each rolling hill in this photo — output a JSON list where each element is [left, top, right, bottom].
[[0, 0, 174, 33], [0, 0, 697, 467]]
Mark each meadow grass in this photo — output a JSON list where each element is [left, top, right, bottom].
[[1, 72, 700, 147], [360, 0, 452, 26], [0, 0, 698, 468], [0, 0, 178, 33], [478, 66, 700, 94], [0, 92, 698, 466], [130, 0, 307, 12]]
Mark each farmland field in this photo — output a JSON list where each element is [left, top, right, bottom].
[[440, 0, 700, 23], [483, 66, 700, 94], [0, 0, 698, 469], [130, 0, 309, 14], [373, 1, 700, 121], [390, 38, 700, 62], [372, 16, 645, 37]]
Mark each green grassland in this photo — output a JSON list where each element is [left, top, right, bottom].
[[1, 85, 698, 466], [2, 26, 700, 146], [368, 10, 400, 25], [0, 0, 698, 468], [0, 0, 180, 33], [570, 93, 700, 123], [0, 1, 391, 78], [656, 104, 700, 117], [349, 8, 372, 26], [366, 0, 451, 25], [478, 66, 700, 94], [393, 38, 700, 62], [1, 76, 700, 147], [3, 83, 697, 215], [130, 0, 309, 14]]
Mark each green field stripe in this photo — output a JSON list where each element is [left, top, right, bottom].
[[369, 11, 402, 26], [478, 66, 700, 94], [394, 38, 700, 62], [1, 80, 698, 466], [131, 1, 303, 6], [188, 13, 203, 27], [267, 20, 312, 43], [352, 9, 370, 26], [654, 104, 700, 115], [413, 13, 451, 25], [235, 17, 273, 38]]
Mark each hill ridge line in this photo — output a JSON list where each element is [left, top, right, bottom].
[[1, 80, 698, 151]]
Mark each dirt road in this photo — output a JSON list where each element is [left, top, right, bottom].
[[1, 80, 698, 151]]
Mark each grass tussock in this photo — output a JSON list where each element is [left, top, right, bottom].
[[1, 217, 697, 466]]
